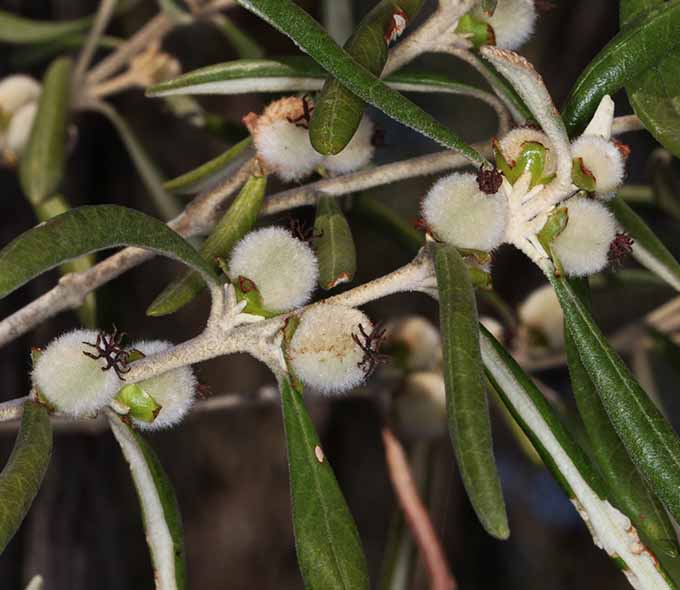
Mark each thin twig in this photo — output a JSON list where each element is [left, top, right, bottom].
[[382, 427, 456, 590], [73, 0, 118, 85]]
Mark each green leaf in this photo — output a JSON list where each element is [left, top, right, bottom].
[[0, 10, 90, 44], [18, 57, 72, 206], [562, 0, 680, 136], [89, 101, 182, 221], [309, 0, 425, 155], [564, 279, 680, 562], [434, 244, 508, 539], [108, 412, 186, 589], [314, 197, 357, 290], [9, 34, 122, 68], [163, 136, 253, 195], [548, 271, 680, 525], [607, 195, 680, 292], [0, 400, 52, 554], [621, 0, 680, 157], [280, 376, 369, 590], [147, 173, 267, 316], [33, 194, 97, 327], [0, 205, 219, 300], [234, 0, 487, 166]]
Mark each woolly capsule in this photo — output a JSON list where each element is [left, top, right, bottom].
[[393, 372, 447, 440], [228, 227, 319, 313], [571, 135, 625, 194], [323, 115, 375, 175], [32, 329, 123, 417], [518, 284, 564, 350], [6, 102, 37, 158], [473, 0, 537, 50], [551, 198, 617, 277], [385, 315, 442, 371], [130, 340, 197, 430], [287, 304, 372, 394], [497, 127, 557, 179], [422, 172, 508, 251], [244, 96, 323, 182], [0, 75, 40, 116]]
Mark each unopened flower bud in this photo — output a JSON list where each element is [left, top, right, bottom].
[[323, 115, 375, 174], [518, 285, 564, 350], [393, 371, 446, 440], [6, 101, 37, 158], [130, 44, 181, 86], [228, 227, 319, 313], [385, 316, 442, 371], [571, 135, 625, 194], [0, 75, 41, 119], [422, 172, 508, 251], [287, 304, 373, 394], [244, 96, 323, 182], [32, 329, 123, 416], [472, 0, 537, 50], [551, 197, 617, 277], [127, 340, 197, 430], [496, 127, 557, 183]]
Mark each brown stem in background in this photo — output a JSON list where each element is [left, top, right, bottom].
[[381, 427, 456, 590]]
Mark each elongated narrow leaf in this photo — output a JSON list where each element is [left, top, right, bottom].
[[19, 57, 72, 206], [34, 194, 97, 327], [234, 0, 487, 166], [565, 279, 679, 562], [562, 0, 680, 135], [280, 376, 369, 590], [109, 412, 186, 590], [309, 0, 425, 155], [314, 197, 356, 290], [147, 173, 267, 316], [481, 327, 673, 588], [0, 10, 90, 44], [0, 205, 219, 300], [90, 102, 182, 221], [9, 34, 122, 68], [548, 272, 680, 525], [434, 244, 508, 539], [164, 136, 253, 195], [621, 0, 680, 157], [0, 400, 52, 554], [608, 195, 680, 292]]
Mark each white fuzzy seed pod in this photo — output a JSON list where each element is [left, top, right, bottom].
[[422, 172, 508, 251], [131, 340, 197, 430], [229, 227, 319, 313], [244, 97, 323, 182], [552, 198, 617, 277], [571, 135, 626, 193], [393, 371, 447, 440], [518, 285, 564, 350], [497, 127, 557, 177], [288, 304, 372, 394], [385, 315, 442, 371], [32, 329, 123, 416], [6, 102, 37, 157], [474, 0, 537, 50], [0, 75, 41, 116], [323, 116, 375, 174]]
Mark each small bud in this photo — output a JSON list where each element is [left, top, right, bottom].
[[244, 96, 323, 182], [571, 135, 625, 194], [385, 8, 408, 44], [322, 116, 375, 174], [128, 340, 197, 430], [421, 172, 508, 251], [129, 43, 181, 86], [228, 227, 319, 313], [6, 101, 37, 158], [393, 372, 447, 441], [32, 329, 123, 417], [385, 316, 442, 371], [518, 285, 564, 350], [496, 127, 557, 182], [472, 0, 538, 50], [0, 75, 41, 119], [287, 304, 373, 394], [551, 197, 617, 277]]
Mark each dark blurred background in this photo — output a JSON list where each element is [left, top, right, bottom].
[[0, 1, 678, 589]]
